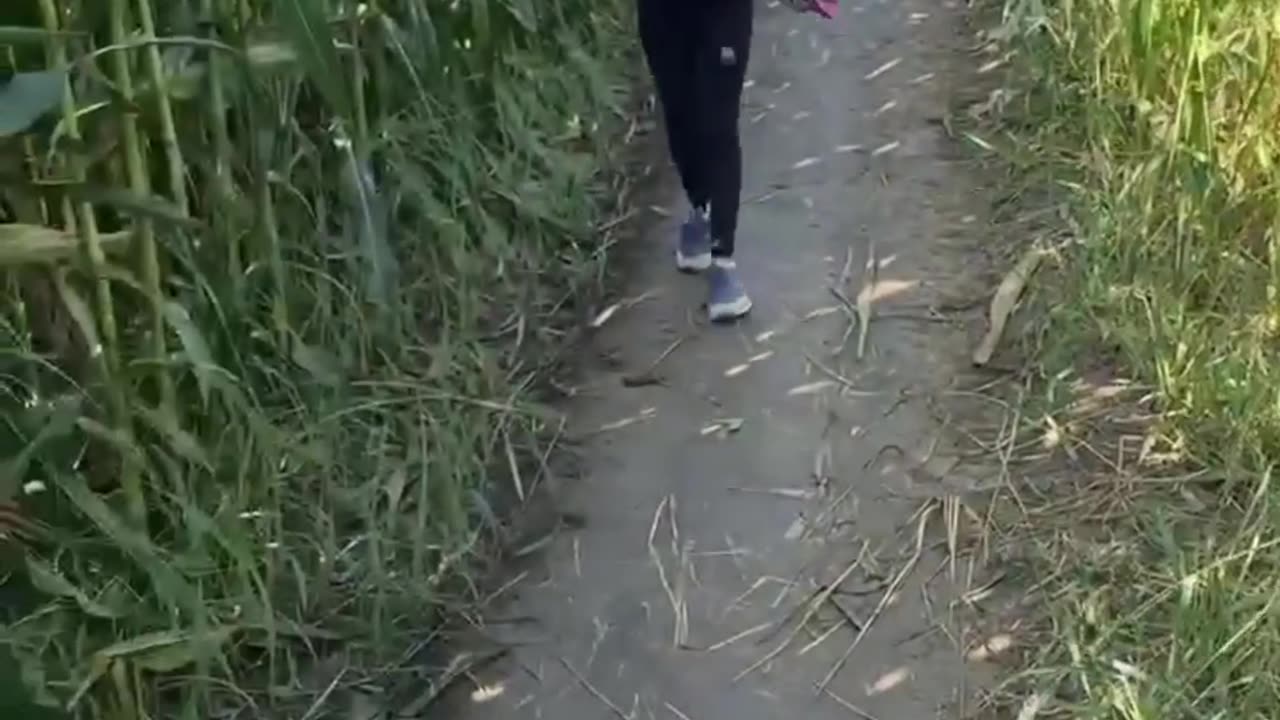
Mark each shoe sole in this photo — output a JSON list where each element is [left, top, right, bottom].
[[708, 295, 753, 323], [676, 250, 713, 273]]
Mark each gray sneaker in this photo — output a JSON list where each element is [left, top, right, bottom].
[[676, 212, 712, 272], [707, 262, 752, 322]]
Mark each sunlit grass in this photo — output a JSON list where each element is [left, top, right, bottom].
[[0, 0, 630, 716], [997, 0, 1280, 715]]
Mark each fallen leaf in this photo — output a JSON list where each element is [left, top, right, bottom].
[[784, 516, 807, 540], [788, 380, 835, 396], [855, 242, 879, 358], [591, 303, 620, 328], [872, 141, 900, 157], [973, 244, 1045, 366], [700, 417, 745, 437], [864, 58, 901, 80]]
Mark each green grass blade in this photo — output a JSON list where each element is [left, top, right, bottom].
[[275, 0, 352, 120]]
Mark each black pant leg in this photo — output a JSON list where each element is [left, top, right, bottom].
[[695, 0, 752, 256], [638, 0, 709, 209]]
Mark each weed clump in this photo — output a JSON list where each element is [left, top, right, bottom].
[[995, 0, 1280, 715]]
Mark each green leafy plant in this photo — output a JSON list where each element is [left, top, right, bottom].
[[0, 0, 632, 716], [997, 0, 1280, 716]]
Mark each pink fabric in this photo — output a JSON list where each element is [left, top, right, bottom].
[[808, 0, 838, 18]]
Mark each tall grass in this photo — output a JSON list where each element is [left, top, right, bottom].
[[998, 0, 1280, 715], [0, 0, 630, 716]]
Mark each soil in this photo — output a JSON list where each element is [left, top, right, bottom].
[[436, 2, 1020, 718]]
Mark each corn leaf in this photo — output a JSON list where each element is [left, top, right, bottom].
[[0, 224, 131, 265], [133, 405, 213, 472], [162, 301, 217, 405], [0, 26, 83, 45], [276, 0, 353, 120], [66, 186, 198, 228], [51, 272, 101, 360], [0, 70, 66, 137], [26, 556, 129, 619], [97, 627, 235, 673], [55, 473, 196, 611], [340, 147, 396, 323], [0, 395, 80, 503]]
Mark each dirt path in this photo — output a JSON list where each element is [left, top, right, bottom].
[[448, 3, 1005, 718]]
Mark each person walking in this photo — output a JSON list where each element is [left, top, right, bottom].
[[638, 0, 754, 321], [638, 0, 828, 322]]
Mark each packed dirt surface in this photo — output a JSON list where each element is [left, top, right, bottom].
[[447, 2, 1011, 718]]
